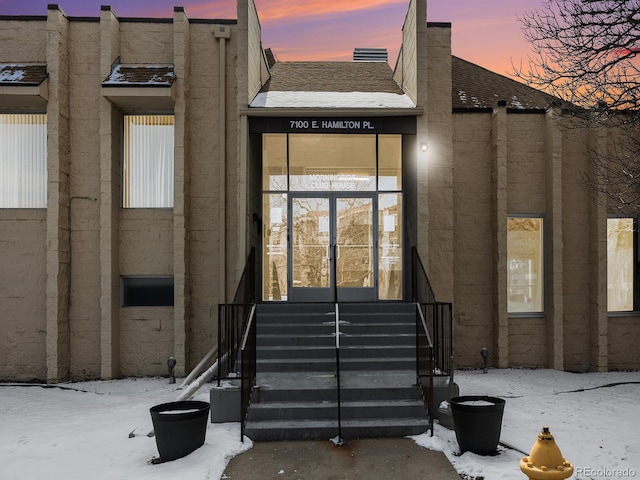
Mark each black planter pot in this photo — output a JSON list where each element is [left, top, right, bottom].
[[150, 400, 210, 462], [450, 395, 505, 455]]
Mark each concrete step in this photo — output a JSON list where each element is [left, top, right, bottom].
[[244, 417, 429, 442], [246, 302, 428, 441], [258, 321, 413, 336], [338, 312, 415, 324], [257, 322, 336, 335], [257, 357, 415, 373], [258, 345, 414, 360], [257, 303, 335, 315], [248, 399, 426, 422], [257, 334, 335, 347], [340, 323, 414, 335]]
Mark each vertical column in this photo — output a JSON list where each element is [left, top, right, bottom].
[[45, 5, 71, 383], [491, 101, 509, 368], [589, 124, 608, 371], [545, 108, 565, 370], [99, 6, 120, 379], [216, 26, 230, 304], [425, 21, 454, 302], [414, 0, 429, 264], [173, 7, 190, 376]]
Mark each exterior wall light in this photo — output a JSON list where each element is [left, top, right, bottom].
[[420, 142, 428, 152]]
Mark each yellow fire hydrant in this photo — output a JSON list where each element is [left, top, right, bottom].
[[520, 426, 573, 480]]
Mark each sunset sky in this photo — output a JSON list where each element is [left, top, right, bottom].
[[0, 0, 545, 78]]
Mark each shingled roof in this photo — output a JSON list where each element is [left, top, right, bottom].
[[261, 61, 405, 94], [452, 56, 557, 111], [255, 56, 560, 112], [251, 61, 415, 108], [0, 64, 47, 85]]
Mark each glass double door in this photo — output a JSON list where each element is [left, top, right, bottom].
[[290, 193, 376, 302]]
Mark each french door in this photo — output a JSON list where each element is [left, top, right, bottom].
[[289, 193, 376, 302]]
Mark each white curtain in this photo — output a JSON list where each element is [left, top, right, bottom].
[[0, 114, 47, 208], [124, 115, 174, 208]]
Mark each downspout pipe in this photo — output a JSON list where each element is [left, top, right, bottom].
[[215, 26, 231, 304]]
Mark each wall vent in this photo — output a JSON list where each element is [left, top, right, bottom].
[[353, 48, 388, 62]]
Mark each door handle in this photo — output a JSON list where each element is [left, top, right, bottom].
[[326, 245, 330, 260], [335, 244, 340, 259]]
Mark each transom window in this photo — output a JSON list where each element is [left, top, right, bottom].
[[123, 115, 174, 208]]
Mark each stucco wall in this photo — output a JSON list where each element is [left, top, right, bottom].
[[452, 113, 494, 368], [561, 126, 593, 371], [68, 21, 102, 379], [0, 211, 47, 380], [0, 19, 47, 62], [246, 0, 265, 101], [451, 109, 622, 371], [187, 23, 226, 367], [395, 0, 418, 103], [507, 114, 546, 213], [609, 316, 640, 370], [509, 317, 547, 367], [0, 17, 48, 381], [119, 22, 174, 65], [119, 307, 175, 376]]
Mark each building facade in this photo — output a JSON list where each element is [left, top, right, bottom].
[[0, 0, 638, 382]]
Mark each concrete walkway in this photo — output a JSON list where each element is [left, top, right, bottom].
[[222, 437, 461, 480]]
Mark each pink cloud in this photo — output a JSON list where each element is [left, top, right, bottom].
[[254, 0, 408, 23]]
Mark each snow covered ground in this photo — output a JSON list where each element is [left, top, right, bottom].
[[415, 368, 640, 479], [1, 368, 638, 480]]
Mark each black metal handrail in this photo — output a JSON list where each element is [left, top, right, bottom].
[[334, 302, 343, 443], [411, 246, 453, 376], [215, 247, 257, 441], [240, 305, 257, 442], [416, 303, 435, 436], [411, 246, 453, 436], [217, 303, 253, 383], [217, 247, 256, 384]]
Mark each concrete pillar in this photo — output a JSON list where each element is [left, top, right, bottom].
[[45, 4, 71, 383], [425, 21, 453, 302], [589, 123, 609, 371], [491, 101, 509, 368], [545, 108, 565, 370], [173, 7, 191, 376], [99, 6, 121, 379]]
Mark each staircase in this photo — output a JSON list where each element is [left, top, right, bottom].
[[243, 302, 430, 441]]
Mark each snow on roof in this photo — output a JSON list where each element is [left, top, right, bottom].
[[250, 91, 416, 109], [102, 64, 175, 86], [0, 64, 47, 85], [0, 67, 24, 83]]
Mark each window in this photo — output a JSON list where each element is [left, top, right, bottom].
[[607, 218, 637, 312], [507, 217, 543, 313], [0, 113, 47, 208], [123, 115, 174, 208], [121, 276, 174, 307]]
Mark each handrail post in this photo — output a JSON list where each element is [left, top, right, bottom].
[[217, 304, 223, 387], [240, 304, 257, 442], [335, 303, 342, 443], [428, 345, 434, 436]]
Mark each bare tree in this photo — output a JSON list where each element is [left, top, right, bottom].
[[514, 0, 640, 213]]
